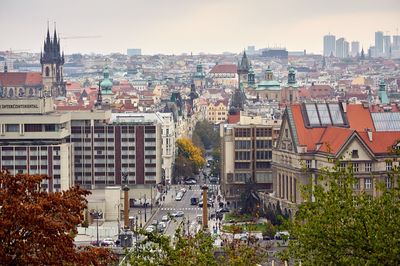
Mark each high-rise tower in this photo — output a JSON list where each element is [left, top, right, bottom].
[[40, 25, 65, 97]]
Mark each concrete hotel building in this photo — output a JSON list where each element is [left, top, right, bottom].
[[220, 115, 281, 207]]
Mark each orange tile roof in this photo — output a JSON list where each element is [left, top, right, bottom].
[[358, 131, 400, 154], [209, 64, 237, 74], [0, 72, 42, 86], [291, 104, 325, 151], [318, 127, 354, 154], [346, 104, 375, 132]]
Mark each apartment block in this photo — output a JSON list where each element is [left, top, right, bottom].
[[220, 115, 281, 208]]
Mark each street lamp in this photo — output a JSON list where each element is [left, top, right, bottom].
[[92, 210, 102, 246], [144, 194, 147, 222]]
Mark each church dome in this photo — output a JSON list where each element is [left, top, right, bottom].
[[100, 67, 113, 93]]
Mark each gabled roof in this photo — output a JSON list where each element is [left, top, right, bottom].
[[286, 103, 400, 156], [359, 131, 400, 154], [317, 127, 355, 154], [209, 64, 237, 74], [0, 72, 42, 87]]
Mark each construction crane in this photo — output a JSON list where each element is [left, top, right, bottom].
[[61, 35, 102, 40]]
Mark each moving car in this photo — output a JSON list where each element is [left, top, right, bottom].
[[158, 222, 167, 232], [185, 179, 197, 185], [180, 188, 187, 194], [161, 215, 170, 222], [175, 192, 183, 201], [146, 225, 155, 233], [171, 211, 185, 217], [198, 202, 212, 208], [190, 196, 199, 205], [217, 207, 230, 213]]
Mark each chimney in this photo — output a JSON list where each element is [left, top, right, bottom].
[[341, 101, 347, 113], [366, 128, 373, 142]]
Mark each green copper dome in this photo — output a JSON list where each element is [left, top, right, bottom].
[[100, 67, 113, 94]]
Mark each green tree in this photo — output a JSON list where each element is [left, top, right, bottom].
[[284, 161, 400, 265], [126, 226, 265, 266], [193, 120, 219, 150]]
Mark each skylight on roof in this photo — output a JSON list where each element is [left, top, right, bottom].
[[372, 113, 400, 131], [304, 103, 346, 128], [317, 104, 331, 125], [328, 104, 344, 125], [305, 104, 320, 126]]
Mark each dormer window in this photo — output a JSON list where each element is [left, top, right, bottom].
[[351, 150, 359, 158]]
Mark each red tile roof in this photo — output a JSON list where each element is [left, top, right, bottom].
[[0, 72, 42, 87], [291, 104, 325, 151], [318, 127, 354, 154], [289, 103, 400, 155], [209, 64, 237, 74], [358, 131, 400, 154], [346, 104, 375, 131], [227, 113, 240, 124]]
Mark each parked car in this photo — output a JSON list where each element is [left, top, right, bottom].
[[274, 231, 290, 241], [151, 219, 158, 226], [171, 211, 185, 217], [180, 188, 187, 194], [161, 215, 170, 222], [101, 238, 114, 246]]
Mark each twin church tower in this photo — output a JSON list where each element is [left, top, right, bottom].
[[40, 26, 65, 97]]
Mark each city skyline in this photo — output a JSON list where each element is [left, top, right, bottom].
[[0, 0, 399, 55]]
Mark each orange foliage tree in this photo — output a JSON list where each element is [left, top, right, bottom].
[[176, 138, 206, 171], [0, 170, 116, 266]]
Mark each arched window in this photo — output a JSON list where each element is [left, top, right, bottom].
[[45, 66, 50, 77]]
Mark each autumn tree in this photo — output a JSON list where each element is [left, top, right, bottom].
[[0, 171, 116, 266], [283, 161, 400, 265], [175, 138, 205, 179]]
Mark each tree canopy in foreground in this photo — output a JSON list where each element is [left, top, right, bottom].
[[283, 161, 400, 265], [0, 171, 116, 266], [126, 227, 267, 266]]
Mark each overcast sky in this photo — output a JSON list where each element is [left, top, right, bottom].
[[1, 0, 399, 55]]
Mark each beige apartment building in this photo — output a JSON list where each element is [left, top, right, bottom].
[[220, 115, 281, 208], [207, 100, 228, 124], [268, 102, 400, 215]]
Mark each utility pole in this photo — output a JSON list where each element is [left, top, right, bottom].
[[202, 185, 209, 230]]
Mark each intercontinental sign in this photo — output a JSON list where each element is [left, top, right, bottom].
[[0, 104, 39, 109]]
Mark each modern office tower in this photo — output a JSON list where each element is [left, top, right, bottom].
[[127, 48, 142, 56], [393, 35, 400, 50], [336, 38, 345, 58], [344, 40, 350, 58], [383, 35, 391, 57], [375, 31, 384, 57], [323, 34, 336, 56], [220, 116, 280, 208], [351, 41, 360, 57]]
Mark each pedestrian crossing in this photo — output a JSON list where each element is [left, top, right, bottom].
[[161, 207, 203, 211]]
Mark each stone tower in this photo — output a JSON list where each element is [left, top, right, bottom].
[[40, 26, 65, 97]]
